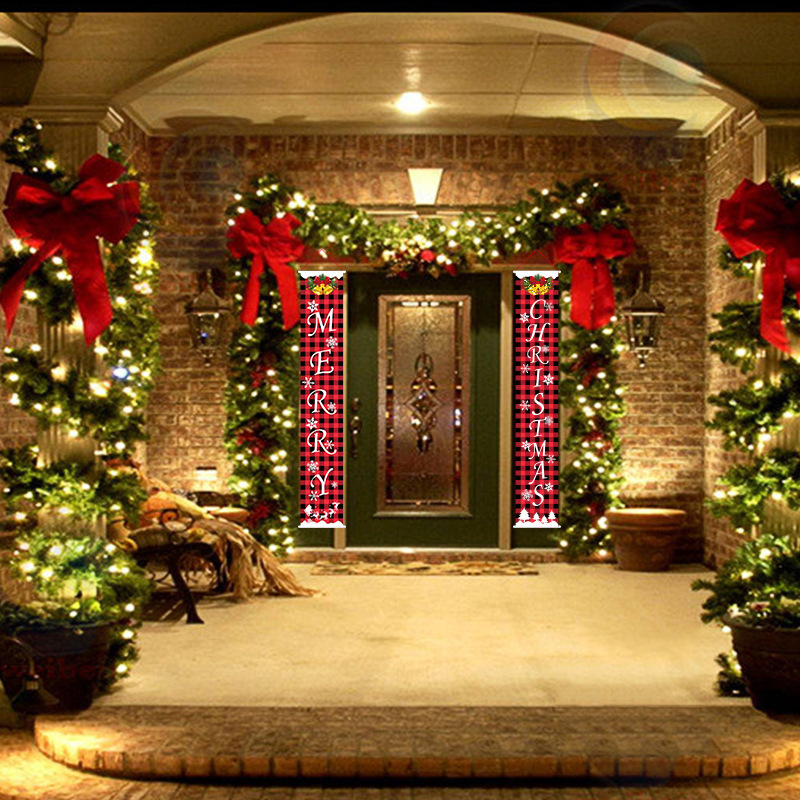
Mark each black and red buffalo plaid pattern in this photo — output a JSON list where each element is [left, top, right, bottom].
[[298, 271, 345, 527], [513, 271, 560, 527]]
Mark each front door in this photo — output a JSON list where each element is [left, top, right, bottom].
[[346, 273, 500, 548]]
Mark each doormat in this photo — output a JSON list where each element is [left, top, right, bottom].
[[311, 560, 539, 576]]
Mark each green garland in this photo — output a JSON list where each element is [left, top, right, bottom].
[[707, 175, 800, 531], [0, 120, 161, 520], [223, 174, 632, 557], [0, 118, 162, 686], [704, 173, 800, 695]]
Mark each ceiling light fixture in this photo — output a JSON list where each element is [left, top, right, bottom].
[[395, 91, 429, 115]]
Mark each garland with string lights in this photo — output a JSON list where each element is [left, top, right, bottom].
[[700, 174, 800, 696], [223, 173, 633, 557], [0, 118, 162, 685], [0, 119, 161, 519], [707, 175, 800, 533]]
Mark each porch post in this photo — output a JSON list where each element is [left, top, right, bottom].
[[26, 107, 123, 535]]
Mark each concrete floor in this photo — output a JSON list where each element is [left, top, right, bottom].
[[98, 562, 747, 708]]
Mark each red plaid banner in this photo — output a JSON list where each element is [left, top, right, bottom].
[[299, 271, 345, 527], [514, 270, 560, 528]]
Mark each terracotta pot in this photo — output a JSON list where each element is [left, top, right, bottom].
[[728, 617, 800, 713], [0, 622, 113, 712], [607, 508, 686, 572]]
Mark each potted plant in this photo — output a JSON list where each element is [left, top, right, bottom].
[[692, 532, 800, 712], [0, 527, 150, 712]]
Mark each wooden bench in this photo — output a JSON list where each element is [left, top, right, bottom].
[[131, 510, 224, 625]]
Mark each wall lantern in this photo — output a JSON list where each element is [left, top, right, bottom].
[[185, 272, 231, 366], [619, 272, 665, 368]]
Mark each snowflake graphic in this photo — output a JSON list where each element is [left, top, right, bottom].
[[519, 400, 530, 411], [306, 417, 317, 430], [520, 364, 530, 374], [543, 374, 554, 385], [542, 345, 549, 354], [546, 455, 557, 463], [522, 489, 533, 500], [545, 302, 553, 310], [307, 300, 319, 313], [519, 313, 529, 323], [309, 491, 319, 501], [544, 416, 553, 425], [302, 377, 314, 389], [331, 481, 339, 489], [307, 461, 319, 473], [521, 441, 532, 451], [327, 401, 337, 413], [544, 483, 553, 492], [327, 336, 338, 348]]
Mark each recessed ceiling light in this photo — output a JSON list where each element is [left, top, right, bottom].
[[395, 92, 429, 115]]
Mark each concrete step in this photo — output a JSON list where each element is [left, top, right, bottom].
[[32, 705, 800, 784]]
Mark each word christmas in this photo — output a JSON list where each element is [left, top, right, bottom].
[[299, 272, 345, 527], [514, 271, 560, 528]]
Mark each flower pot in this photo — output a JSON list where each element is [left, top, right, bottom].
[[728, 617, 800, 713], [607, 508, 686, 572], [0, 622, 113, 712]]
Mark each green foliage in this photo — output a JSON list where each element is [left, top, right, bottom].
[[223, 173, 632, 558], [0, 119, 162, 688], [714, 651, 748, 697], [0, 445, 145, 525], [0, 119, 161, 512], [703, 172, 800, 695], [706, 368, 800, 451], [1, 527, 151, 689], [692, 533, 800, 628], [223, 287, 299, 551]]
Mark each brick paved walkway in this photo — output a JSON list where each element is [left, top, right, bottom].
[[9, 726, 800, 800], [28, 706, 800, 783]]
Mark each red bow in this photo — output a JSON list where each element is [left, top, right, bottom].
[[226, 210, 305, 330], [553, 224, 635, 330], [1, 154, 140, 344], [716, 179, 800, 353]]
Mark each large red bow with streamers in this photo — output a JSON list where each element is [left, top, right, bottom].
[[1, 154, 140, 344], [226, 210, 305, 330], [715, 179, 800, 353], [552, 224, 635, 330]]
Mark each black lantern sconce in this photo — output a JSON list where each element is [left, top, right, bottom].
[[186, 271, 231, 367], [619, 270, 665, 368]]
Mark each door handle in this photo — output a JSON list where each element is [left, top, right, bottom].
[[349, 397, 362, 459]]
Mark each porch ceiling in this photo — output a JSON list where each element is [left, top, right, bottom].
[[3, 13, 800, 138]]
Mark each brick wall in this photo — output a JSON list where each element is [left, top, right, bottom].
[[134, 131, 708, 556], [703, 115, 756, 566]]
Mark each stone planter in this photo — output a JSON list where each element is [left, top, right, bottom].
[[607, 508, 686, 572], [728, 617, 800, 713]]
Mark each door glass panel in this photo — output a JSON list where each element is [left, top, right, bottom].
[[377, 295, 470, 514]]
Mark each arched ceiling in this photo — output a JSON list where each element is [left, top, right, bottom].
[[3, 12, 800, 138]]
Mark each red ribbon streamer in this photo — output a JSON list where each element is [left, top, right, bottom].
[[715, 179, 800, 353], [553, 224, 635, 330], [226, 211, 305, 330], [1, 154, 140, 345]]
